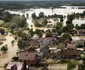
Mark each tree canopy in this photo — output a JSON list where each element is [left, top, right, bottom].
[[0, 28, 5, 35], [1, 46, 8, 53], [67, 61, 76, 70], [55, 22, 63, 30], [39, 12, 44, 18], [11, 15, 27, 28], [18, 39, 25, 49]]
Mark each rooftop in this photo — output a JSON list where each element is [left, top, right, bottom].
[[19, 51, 36, 61], [6, 62, 23, 70]]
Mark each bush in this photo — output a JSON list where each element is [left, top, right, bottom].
[[0, 28, 5, 35], [4, 63, 8, 68], [76, 44, 83, 48], [1, 46, 8, 53], [67, 61, 76, 70], [12, 56, 19, 61]]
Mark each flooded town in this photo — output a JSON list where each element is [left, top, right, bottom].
[[0, 0, 85, 70]]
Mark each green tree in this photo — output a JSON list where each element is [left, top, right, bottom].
[[78, 64, 84, 70], [0, 28, 5, 35], [46, 32, 52, 37], [10, 23, 17, 29], [55, 22, 63, 30], [29, 29, 34, 37], [75, 24, 80, 29], [42, 18, 48, 26], [67, 62, 76, 70], [67, 14, 75, 24], [11, 15, 27, 28], [66, 20, 72, 24], [52, 29, 56, 33], [11, 40, 15, 46], [34, 20, 41, 27], [32, 13, 37, 19], [4, 22, 11, 28], [1, 46, 8, 53], [3, 12, 12, 22], [39, 12, 44, 18], [80, 24, 85, 29], [17, 39, 25, 49], [34, 29, 42, 38], [61, 33, 71, 41], [78, 57, 85, 70], [60, 16, 63, 22], [26, 13, 29, 18], [21, 33, 29, 40], [14, 36, 18, 40], [63, 24, 74, 33]]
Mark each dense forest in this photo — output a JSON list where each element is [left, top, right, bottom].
[[0, 1, 85, 9]]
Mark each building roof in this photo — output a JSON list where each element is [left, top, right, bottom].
[[6, 62, 23, 70], [58, 50, 80, 56], [28, 39, 39, 47], [40, 37, 53, 46], [67, 44, 76, 49], [19, 51, 36, 61], [78, 29, 85, 34], [40, 37, 53, 41]]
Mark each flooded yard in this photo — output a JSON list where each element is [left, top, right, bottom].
[[0, 68, 4, 70], [0, 33, 18, 67]]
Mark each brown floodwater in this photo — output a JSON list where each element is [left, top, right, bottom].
[[0, 33, 18, 67]]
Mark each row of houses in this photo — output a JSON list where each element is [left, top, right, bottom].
[[5, 42, 84, 70], [5, 34, 85, 70], [5, 45, 48, 70], [74, 29, 85, 36]]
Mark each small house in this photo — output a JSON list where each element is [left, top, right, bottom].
[[40, 37, 53, 46], [66, 44, 77, 50], [6, 62, 24, 70], [57, 49, 80, 59], [77, 29, 85, 36], [19, 51, 38, 65]]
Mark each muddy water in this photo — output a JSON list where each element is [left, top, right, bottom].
[[0, 68, 4, 70], [0, 33, 18, 67]]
